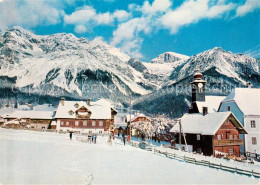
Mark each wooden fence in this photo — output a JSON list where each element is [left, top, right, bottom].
[[154, 148, 260, 178]]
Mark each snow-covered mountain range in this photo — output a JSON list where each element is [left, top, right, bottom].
[[0, 27, 259, 116]]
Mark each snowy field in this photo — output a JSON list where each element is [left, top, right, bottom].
[[0, 128, 259, 185]]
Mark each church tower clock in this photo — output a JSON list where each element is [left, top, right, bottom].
[[191, 67, 206, 102]]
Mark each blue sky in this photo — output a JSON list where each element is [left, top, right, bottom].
[[0, 0, 259, 61]]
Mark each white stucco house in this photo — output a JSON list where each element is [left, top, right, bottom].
[[218, 88, 260, 155]]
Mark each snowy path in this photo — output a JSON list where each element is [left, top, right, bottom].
[[0, 128, 259, 185]]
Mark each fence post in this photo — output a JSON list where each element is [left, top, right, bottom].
[[184, 155, 186, 162], [166, 151, 168, 157], [173, 153, 175, 159], [235, 167, 237, 173], [251, 169, 254, 176], [220, 163, 222, 170]]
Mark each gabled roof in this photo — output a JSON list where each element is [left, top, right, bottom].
[[4, 110, 54, 120], [131, 113, 150, 122], [196, 96, 226, 113], [220, 88, 260, 115], [55, 99, 115, 119], [170, 112, 247, 135]]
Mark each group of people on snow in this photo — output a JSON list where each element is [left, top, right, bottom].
[[88, 133, 97, 144]]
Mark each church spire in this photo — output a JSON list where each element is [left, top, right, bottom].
[[190, 66, 206, 102]]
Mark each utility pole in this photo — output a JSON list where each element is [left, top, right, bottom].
[[178, 118, 182, 150], [128, 93, 132, 136]]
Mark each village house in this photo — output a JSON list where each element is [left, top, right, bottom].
[[218, 87, 260, 155], [170, 112, 247, 157], [53, 98, 117, 134], [3, 110, 54, 129], [171, 69, 247, 157], [130, 113, 151, 136]]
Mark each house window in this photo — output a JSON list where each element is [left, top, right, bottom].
[[121, 117, 124, 122], [92, 121, 96, 126], [68, 110, 74, 115], [61, 121, 64, 125], [74, 103, 79, 108], [83, 121, 87, 126], [217, 135, 221, 140], [252, 137, 257, 145], [99, 121, 103, 126], [251, 120, 256, 128], [75, 121, 79, 126], [227, 106, 231, 111], [66, 122, 69, 126], [229, 135, 233, 140], [228, 148, 234, 155], [197, 134, 200, 140]]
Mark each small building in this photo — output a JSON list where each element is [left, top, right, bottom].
[[130, 113, 151, 136], [4, 110, 54, 130], [219, 87, 260, 155], [170, 112, 247, 157], [54, 98, 117, 134]]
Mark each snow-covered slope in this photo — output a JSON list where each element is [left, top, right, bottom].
[[142, 52, 189, 87], [0, 27, 152, 99], [150, 52, 189, 64], [168, 47, 260, 86]]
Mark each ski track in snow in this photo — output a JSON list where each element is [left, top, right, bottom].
[[0, 128, 259, 185]]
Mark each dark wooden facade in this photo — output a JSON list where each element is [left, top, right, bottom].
[[176, 118, 243, 157]]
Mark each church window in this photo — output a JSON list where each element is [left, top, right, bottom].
[[227, 106, 231, 111], [251, 120, 256, 128], [252, 137, 257, 145]]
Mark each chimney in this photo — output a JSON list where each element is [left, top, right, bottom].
[[61, 98, 65, 106], [87, 99, 90, 106]]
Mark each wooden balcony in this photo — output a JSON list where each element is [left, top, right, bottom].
[[213, 139, 243, 146]]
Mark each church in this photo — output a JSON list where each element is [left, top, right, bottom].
[[170, 69, 247, 157]]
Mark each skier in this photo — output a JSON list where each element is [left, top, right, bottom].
[[94, 134, 97, 144], [122, 133, 126, 145], [69, 131, 73, 140], [127, 135, 130, 143], [88, 133, 91, 143], [92, 134, 94, 143]]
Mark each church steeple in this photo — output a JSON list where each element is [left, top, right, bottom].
[[190, 66, 206, 102]]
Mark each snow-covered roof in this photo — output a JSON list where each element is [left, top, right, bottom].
[[55, 99, 116, 119], [220, 88, 260, 115], [170, 112, 246, 135], [131, 113, 150, 122], [0, 107, 16, 117], [5, 110, 54, 120], [196, 96, 226, 113]]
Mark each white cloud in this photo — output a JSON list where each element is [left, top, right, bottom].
[[111, 17, 150, 58], [64, 6, 96, 25], [0, 0, 65, 28], [235, 0, 260, 17], [64, 6, 130, 33], [142, 0, 172, 14], [74, 25, 87, 33], [161, 0, 235, 34], [113, 10, 130, 22]]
